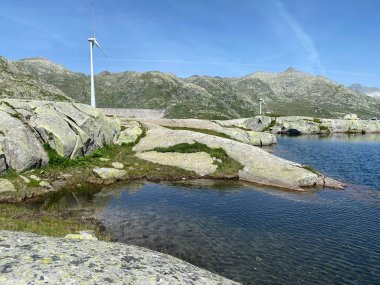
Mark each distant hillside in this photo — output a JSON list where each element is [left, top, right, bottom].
[[15, 57, 89, 103], [0, 56, 70, 101], [349, 83, 380, 100], [3, 55, 380, 119]]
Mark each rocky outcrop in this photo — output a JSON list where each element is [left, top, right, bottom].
[[226, 115, 380, 135], [133, 126, 343, 191], [0, 230, 239, 285], [0, 100, 120, 173], [122, 118, 277, 146], [114, 121, 144, 145]]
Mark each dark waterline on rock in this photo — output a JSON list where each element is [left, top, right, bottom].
[[50, 134, 380, 284]]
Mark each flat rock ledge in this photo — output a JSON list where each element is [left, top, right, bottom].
[[0, 231, 239, 285], [133, 127, 344, 191]]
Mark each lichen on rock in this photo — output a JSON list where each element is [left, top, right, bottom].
[[0, 230, 240, 285]]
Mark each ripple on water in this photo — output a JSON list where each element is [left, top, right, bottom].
[[94, 135, 380, 285]]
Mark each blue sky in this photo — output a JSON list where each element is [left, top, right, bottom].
[[0, 0, 379, 86]]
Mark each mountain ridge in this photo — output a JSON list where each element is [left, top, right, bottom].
[[2, 55, 379, 119]]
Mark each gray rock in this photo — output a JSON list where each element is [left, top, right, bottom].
[[29, 175, 41, 181], [0, 179, 16, 193], [65, 231, 98, 241], [114, 125, 143, 145], [0, 230, 239, 284], [31, 106, 79, 158], [19, 175, 30, 184], [136, 151, 218, 176], [129, 118, 276, 146], [39, 181, 51, 188], [99, 158, 110, 162], [133, 127, 343, 191], [0, 144, 6, 173], [0, 100, 121, 172], [92, 168, 127, 180], [0, 110, 48, 172], [111, 162, 124, 169]]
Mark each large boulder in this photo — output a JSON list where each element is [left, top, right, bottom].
[[0, 110, 48, 171], [31, 106, 80, 158], [244, 116, 273, 132], [0, 100, 120, 165]]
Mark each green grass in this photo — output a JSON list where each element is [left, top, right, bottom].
[[153, 142, 243, 178], [27, 178, 40, 188], [319, 125, 330, 132], [302, 165, 319, 175], [313, 118, 322, 124], [165, 126, 235, 140], [0, 203, 110, 240]]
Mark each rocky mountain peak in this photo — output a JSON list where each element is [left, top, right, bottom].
[[284, 67, 297, 73]]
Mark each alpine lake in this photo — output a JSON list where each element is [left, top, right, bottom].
[[26, 134, 380, 285]]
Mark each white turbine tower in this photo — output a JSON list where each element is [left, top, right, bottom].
[[258, 97, 267, 115], [88, 2, 106, 108]]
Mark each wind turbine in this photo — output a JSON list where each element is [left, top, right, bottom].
[[258, 97, 267, 115], [88, 2, 106, 108]]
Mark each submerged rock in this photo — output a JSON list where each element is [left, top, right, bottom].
[[0, 231, 239, 285], [136, 151, 218, 176]]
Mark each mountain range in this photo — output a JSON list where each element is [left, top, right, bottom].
[[1, 55, 379, 119], [349, 83, 380, 100]]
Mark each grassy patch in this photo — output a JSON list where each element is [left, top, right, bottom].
[[319, 125, 330, 132], [153, 142, 243, 177], [302, 165, 319, 175], [0, 203, 109, 240], [313, 118, 322, 124], [27, 178, 40, 188], [165, 126, 235, 140], [0, 168, 19, 180]]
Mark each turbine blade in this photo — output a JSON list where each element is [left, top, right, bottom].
[[94, 40, 107, 57]]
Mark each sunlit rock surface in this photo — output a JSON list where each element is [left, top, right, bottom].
[[0, 231, 240, 285]]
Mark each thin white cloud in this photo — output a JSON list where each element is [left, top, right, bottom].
[[273, 0, 325, 74]]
